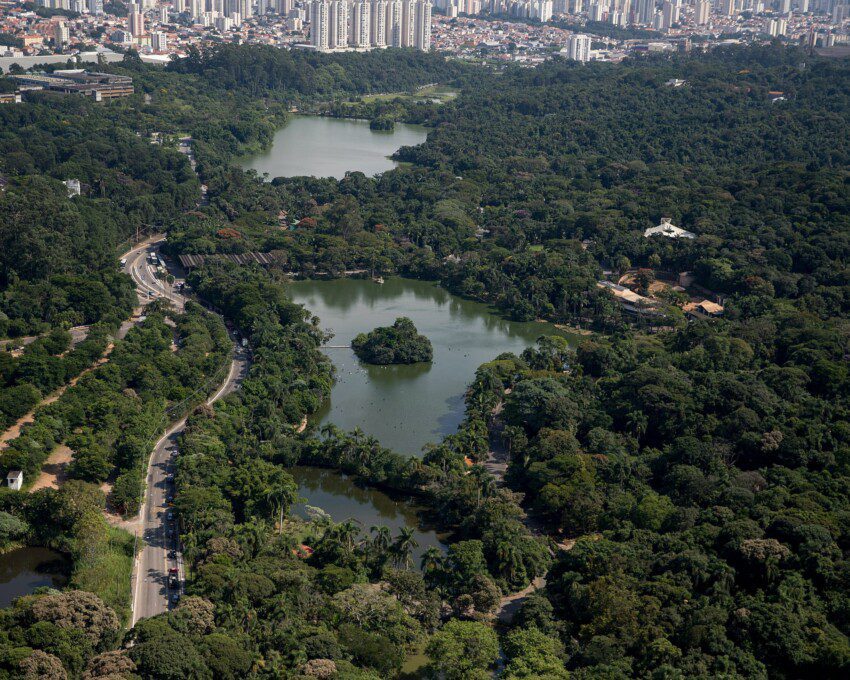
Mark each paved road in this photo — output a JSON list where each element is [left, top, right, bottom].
[[124, 240, 186, 312], [127, 241, 250, 625]]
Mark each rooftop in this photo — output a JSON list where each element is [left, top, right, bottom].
[[644, 217, 696, 239]]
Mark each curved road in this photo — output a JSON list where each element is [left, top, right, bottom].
[[125, 240, 250, 625]]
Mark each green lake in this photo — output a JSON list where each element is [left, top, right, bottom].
[[240, 116, 427, 180], [289, 277, 570, 456], [290, 466, 445, 567], [244, 122, 570, 574]]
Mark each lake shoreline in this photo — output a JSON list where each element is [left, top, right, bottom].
[[239, 115, 428, 180], [289, 277, 573, 456]]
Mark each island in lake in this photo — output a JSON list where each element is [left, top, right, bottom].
[[352, 317, 433, 365]]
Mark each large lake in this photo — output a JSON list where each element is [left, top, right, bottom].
[[240, 116, 427, 180], [289, 278, 570, 456]]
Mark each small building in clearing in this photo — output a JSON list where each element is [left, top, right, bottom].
[[7, 470, 23, 491], [644, 217, 695, 239], [683, 300, 725, 321], [597, 280, 661, 316]]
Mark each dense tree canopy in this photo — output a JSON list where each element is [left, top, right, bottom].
[[352, 317, 433, 364], [1, 41, 849, 680]]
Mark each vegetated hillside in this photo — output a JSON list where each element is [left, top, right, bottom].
[[167, 44, 472, 97], [0, 79, 193, 336]]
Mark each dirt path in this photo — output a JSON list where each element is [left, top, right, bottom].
[[484, 398, 585, 624], [0, 386, 68, 447], [1, 349, 114, 456], [496, 575, 547, 624], [28, 444, 74, 492]]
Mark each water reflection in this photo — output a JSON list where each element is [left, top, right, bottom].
[[289, 277, 572, 456], [239, 117, 428, 180], [291, 466, 446, 566], [0, 547, 69, 607]]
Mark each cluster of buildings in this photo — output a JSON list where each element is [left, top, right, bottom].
[[595, 218, 726, 322], [0, 0, 849, 69], [308, 0, 432, 51], [435, 0, 850, 52], [0, 0, 433, 61], [1, 69, 133, 102]]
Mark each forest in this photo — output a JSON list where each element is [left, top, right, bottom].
[[153, 43, 850, 679], [0, 42, 847, 679]]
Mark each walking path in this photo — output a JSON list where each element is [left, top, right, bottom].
[[483, 394, 583, 624]]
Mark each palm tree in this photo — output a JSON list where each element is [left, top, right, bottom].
[[336, 518, 362, 553], [370, 525, 392, 555], [420, 546, 443, 574], [265, 484, 293, 535], [391, 527, 419, 569]]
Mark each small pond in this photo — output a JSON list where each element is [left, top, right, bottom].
[[291, 466, 446, 567], [0, 546, 69, 607]]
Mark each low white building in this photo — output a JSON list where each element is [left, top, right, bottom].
[[7, 470, 23, 490], [65, 179, 81, 197], [644, 217, 695, 239]]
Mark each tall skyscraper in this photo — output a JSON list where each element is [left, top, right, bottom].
[[588, 2, 605, 20], [87, 0, 103, 15], [400, 0, 416, 46], [351, 0, 371, 47], [129, 9, 145, 37], [152, 30, 168, 50], [54, 22, 70, 46], [388, 0, 403, 46], [767, 16, 787, 34], [330, 0, 349, 47], [695, 0, 709, 23], [636, 0, 654, 24], [567, 33, 591, 61], [413, 0, 431, 50], [660, 0, 678, 28], [310, 0, 330, 48], [371, 0, 387, 46]]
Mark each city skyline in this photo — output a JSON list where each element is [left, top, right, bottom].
[[1, 0, 849, 69]]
